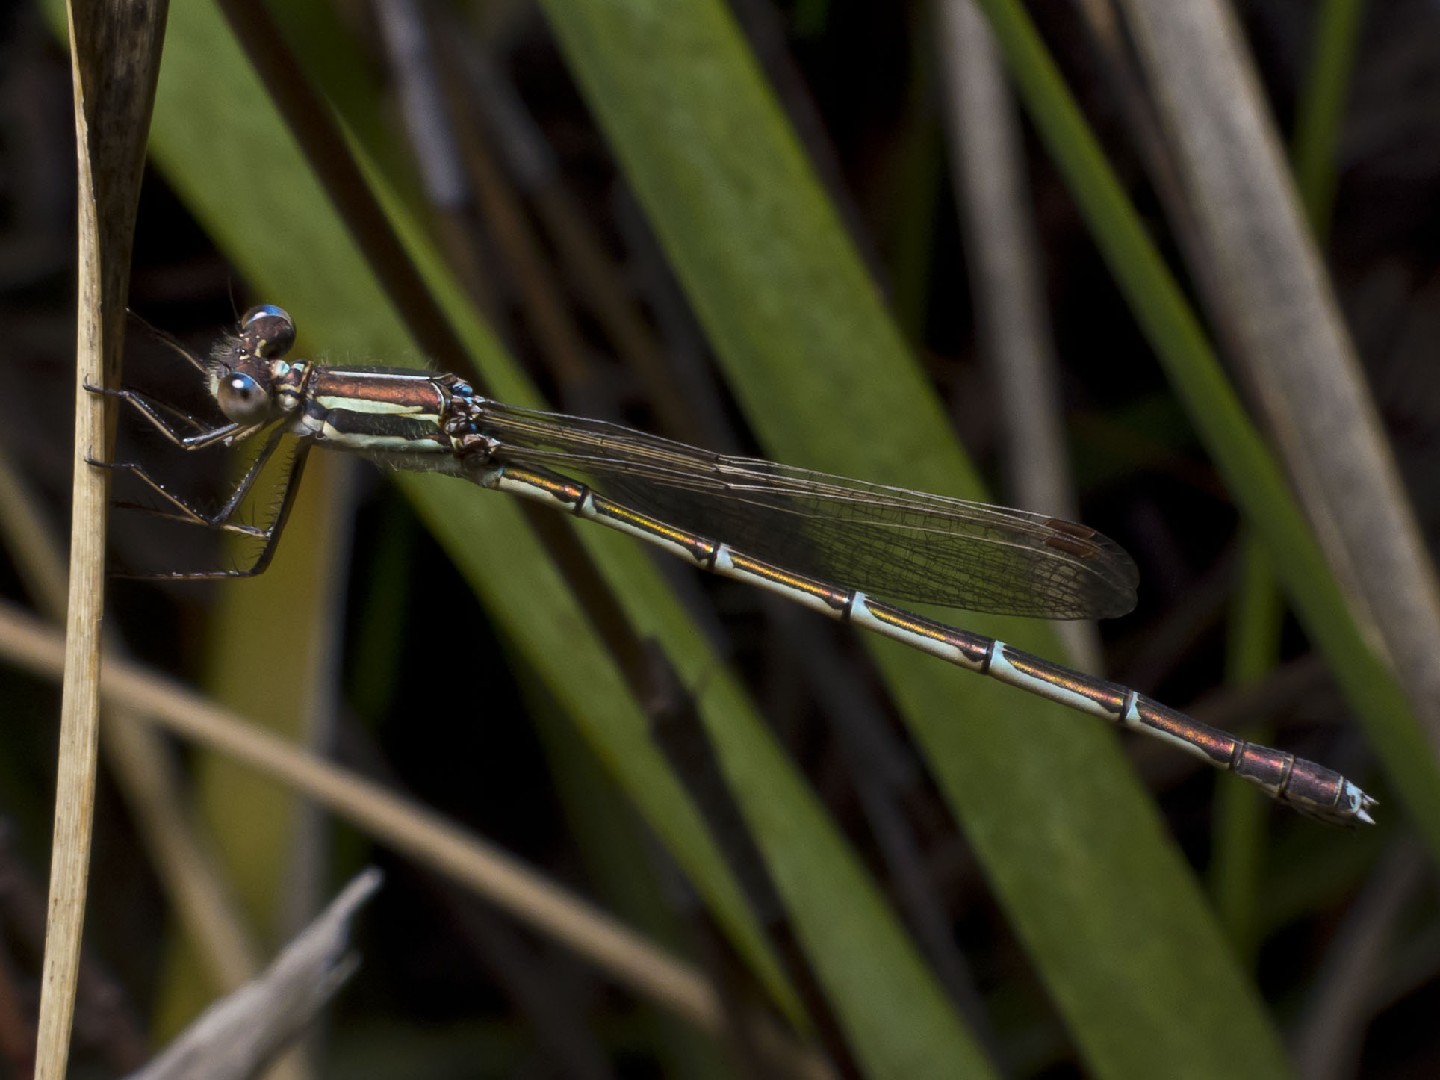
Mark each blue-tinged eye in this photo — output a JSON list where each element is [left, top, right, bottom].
[[239, 304, 296, 359], [216, 372, 271, 423]]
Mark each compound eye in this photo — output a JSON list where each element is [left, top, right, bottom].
[[216, 372, 271, 423], [239, 304, 296, 358]]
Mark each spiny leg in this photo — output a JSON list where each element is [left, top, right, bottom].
[[93, 430, 312, 579], [224, 439, 313, 579], [85, 381, 250, 449], [90, 459, 261, 538], [109, 388, 218, 439], [89, 422, 289, 527]]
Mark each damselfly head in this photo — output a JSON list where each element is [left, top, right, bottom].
[[200, 305, 297, 424]]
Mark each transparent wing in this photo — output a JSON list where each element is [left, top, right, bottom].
[[474, 401, 1139, 619]]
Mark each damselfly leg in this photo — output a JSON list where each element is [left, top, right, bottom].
[[87, 313, 313, 578]]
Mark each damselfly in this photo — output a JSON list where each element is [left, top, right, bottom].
[[92, 305, 1377, 826]]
